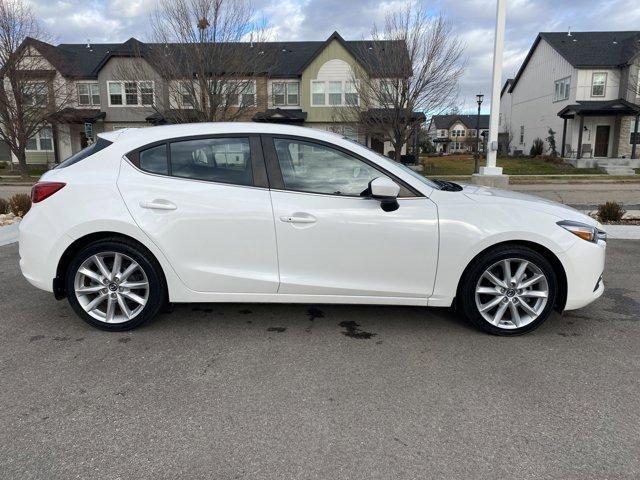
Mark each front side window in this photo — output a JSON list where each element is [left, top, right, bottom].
[[109, 82, 123, 105], [77, 83, 100, 106], [178, 81, 193, 107], [273, 138, 393, 197], [591, 73, 607, 97], [170, 137, 253, 186], [344, 81, 358, 105], [520, 125, 525, 144], [328, 81, 342, 105]]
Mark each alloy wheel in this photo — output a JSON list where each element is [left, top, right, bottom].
[[474, 258, 549, 330], [73, 252, 149, 324]]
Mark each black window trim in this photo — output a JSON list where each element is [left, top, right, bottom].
[[260, 133, 423, 198], [125, 133, 269, 189]]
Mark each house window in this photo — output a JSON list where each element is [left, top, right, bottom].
[[224, 81, 256, 107], [438, 130, 447, 137], [344, 81, 358, 105], [591, 73, 607, 97], [108, 81, 155, 106], [311, 81, 358, 106], [272, 82, 299, 106], [328, 81, 342, 105], [22, 82, 47, 107], [178, 81, 193, 107], [554, 77, 570, 102], [77, 83, 100, 106], [26, 127, 53, 151], [519, 125, 525, 144], [312, 81, 325, 105], [452, 129, 464, 137]]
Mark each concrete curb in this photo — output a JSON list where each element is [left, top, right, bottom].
[[603, 225, 640, 240]]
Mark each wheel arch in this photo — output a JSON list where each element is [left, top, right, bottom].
[[455, 240, 568, 312], [54, 231, 169, 300]]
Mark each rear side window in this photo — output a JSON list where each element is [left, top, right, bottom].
[[55, 137, 112, 169], [169, 137, 253, 186], [139, 144, 168, 175]]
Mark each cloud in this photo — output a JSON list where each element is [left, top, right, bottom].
[[26, 0, 640, 113]]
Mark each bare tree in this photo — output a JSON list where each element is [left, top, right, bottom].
[[117, 0, 274, 124], [344, 6, 464, 162], [0, 0, 72, 177]]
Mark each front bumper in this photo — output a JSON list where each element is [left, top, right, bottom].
[[561, 238, 606, 310]]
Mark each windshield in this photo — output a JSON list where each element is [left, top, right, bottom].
[[341, 137, 440, 189]]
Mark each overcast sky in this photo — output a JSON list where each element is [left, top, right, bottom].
[[30, 0, 640, 113]]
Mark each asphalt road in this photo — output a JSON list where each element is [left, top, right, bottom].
[[1, 241, 639, 480]]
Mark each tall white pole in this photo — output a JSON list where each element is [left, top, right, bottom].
[[480, 0, 506, 175]]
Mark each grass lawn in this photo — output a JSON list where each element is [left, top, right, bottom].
[[421, 154, 602, 176]]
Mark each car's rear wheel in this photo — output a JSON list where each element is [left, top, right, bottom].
[[459, 245, 557, 335], [65, 239, 166, 331]]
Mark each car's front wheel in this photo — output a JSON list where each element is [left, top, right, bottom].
[[65, 239, 166, 331], [459, 245, 558, 335]]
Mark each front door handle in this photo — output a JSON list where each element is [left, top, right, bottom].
[[280, 213, 317, 224], [140, 200, 177, 211]]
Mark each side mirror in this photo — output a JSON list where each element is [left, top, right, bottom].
[[368, 177, 400, 212]]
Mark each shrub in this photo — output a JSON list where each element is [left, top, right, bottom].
[[546, 128, 558, 157], [0, 197, 8, 214], [597, 201, 626, 223], [529, 138, 545, 157], [0, 161, 7, 169], [8, 193, 31, 217]]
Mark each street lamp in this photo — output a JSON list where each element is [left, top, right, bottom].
[[474, 93, 484, 174]]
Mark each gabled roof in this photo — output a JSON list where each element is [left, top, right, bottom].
[[500, 79, 513, 97], [557, 98, 640, 119], [509, 31, 640, 93], [430, 114, 490, 130], [26, 33, 410, 79]]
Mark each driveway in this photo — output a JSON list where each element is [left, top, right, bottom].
[[0, 241, 639, 479]]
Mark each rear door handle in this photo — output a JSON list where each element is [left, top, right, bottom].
[[139, 200, 177, 211], [280, 214, 317, 224]]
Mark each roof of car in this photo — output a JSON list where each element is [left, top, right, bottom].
[[98, 122, 344, 147]]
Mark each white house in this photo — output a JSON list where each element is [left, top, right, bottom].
[[500, 31, 640, 163], [426, 114, 489, 154]]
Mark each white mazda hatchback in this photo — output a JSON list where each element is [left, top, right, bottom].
[[19, 123, 606, 335]]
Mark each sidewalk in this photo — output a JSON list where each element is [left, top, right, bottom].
[[509, 183, 640, 210]]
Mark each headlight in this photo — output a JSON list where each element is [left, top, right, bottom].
[[557, 220, 606, 243]]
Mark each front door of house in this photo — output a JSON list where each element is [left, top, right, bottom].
[[595, 126, 610, 157]]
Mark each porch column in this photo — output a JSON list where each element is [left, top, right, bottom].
[[576, 115, 584, 160], [560, 118, 567, 157], [632, 114, 640, 160]]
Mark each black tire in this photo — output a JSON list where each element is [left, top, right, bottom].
[[458, 245, 557, 336], [65, 238, 166, 331]]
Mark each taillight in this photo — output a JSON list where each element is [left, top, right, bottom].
[[31, 181, 66, 203]]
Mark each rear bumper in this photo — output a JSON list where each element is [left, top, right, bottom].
[[19, 208, 72, 293], [561, 238, 606, 310]]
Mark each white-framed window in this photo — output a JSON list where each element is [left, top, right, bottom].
[[451, 129, 465, 137], [553, 77, 571, 102], [591, 72, 607, 97], [77, 83, 100, 106], [312, 81, 325, 105], [21, 81, 47, 107], [311, 80, 359, 106], [272, 81, 299, 106], [107, 81, 154, 106], [519, 125, 525, 145], [177, 81, 194, 107], [438, 129, 447, 137], [26, 126, 53, 151], [224, 80, 256, 107]]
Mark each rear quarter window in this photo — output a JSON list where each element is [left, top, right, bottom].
[[55, 137, 113, 169]]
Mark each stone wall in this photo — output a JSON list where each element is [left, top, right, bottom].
[[617, 116, 639, 158]]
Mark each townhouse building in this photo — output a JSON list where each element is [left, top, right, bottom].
[[426, 114, 489, 154], [3, 32, 421, 166], [500, 31, 640, 166]]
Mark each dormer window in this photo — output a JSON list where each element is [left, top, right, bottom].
[[591, 73, 607, 97]]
